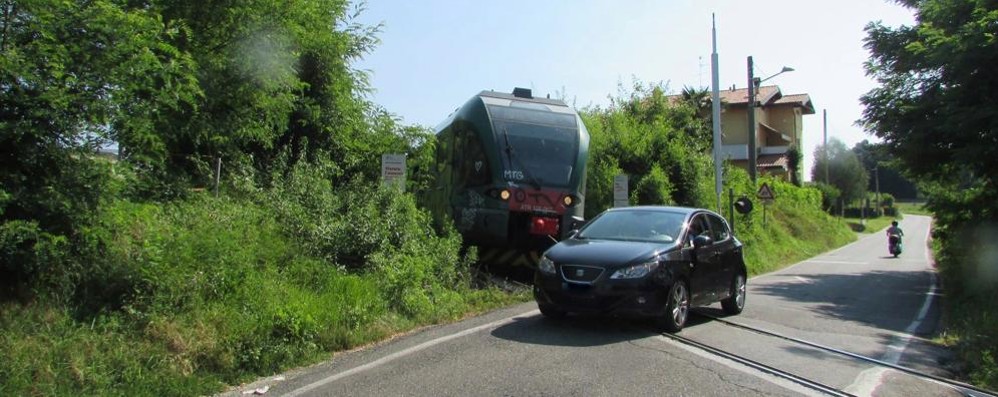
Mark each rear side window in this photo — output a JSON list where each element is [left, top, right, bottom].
[[706, 214, 731, 242]]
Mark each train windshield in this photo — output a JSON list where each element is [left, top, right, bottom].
[[488, 105, 579, 187]]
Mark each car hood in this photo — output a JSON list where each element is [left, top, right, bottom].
[[544, 238, 678, 267]]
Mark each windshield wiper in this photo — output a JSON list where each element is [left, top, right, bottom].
[[501, 127, 542, 190]]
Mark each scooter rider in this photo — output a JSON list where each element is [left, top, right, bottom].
[[886, 220, 904, 255], [886, 220, 904, 238]]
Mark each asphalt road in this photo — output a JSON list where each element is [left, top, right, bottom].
[[222, 215, 952, 397]]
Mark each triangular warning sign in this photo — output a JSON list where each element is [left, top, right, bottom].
[[757, 183, 775, 200]]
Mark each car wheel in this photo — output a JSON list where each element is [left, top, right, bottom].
[[538, 304, 566, 319], [657, 281, 690, 333], [721, 273, 746, 315]]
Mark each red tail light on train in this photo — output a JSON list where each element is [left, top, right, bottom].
[[530, 216, 560, 236]]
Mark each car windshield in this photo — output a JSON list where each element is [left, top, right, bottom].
[[488, 105, 579, 187], [577, 210, 686, 243]]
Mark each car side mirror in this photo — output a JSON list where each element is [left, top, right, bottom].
[[693, 235, 713, 248]]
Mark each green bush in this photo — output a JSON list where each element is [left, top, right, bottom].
[[580, 82, 713, 216], [632, 165, 675, 206]]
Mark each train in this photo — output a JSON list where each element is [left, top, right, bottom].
[[423, 88, 590, 268]]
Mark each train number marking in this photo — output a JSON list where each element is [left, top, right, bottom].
[[503, 170, 524, 180]]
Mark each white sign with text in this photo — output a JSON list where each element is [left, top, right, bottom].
[[613, 174, 628, 207], [381, 154, 406, 191]]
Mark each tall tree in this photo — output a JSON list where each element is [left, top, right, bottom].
[[811, 138, 869, 209], [1, 0, 199, 232], [136, 0, 382, 189], [1, 0, 200, 297], [860, 0, 997, 221]]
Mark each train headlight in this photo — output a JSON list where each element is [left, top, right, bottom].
[[500, 189, 511, 201], [562, 195, 573, 206]]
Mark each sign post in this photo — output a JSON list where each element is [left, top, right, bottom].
[[381, 154, 406, 191], [613, 174, 629, 208]]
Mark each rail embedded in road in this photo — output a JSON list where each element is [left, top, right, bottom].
[[687, 312, 997, 397]]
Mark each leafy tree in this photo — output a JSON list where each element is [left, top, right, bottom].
[[811, 138, 868, 212], [88, 0, 385, 193], [850, 140, 918, 200], [786, 146, 802, 187], [862, 3, 998, 387], [0, 0, 201, 298], [861, 0, 998, 190]]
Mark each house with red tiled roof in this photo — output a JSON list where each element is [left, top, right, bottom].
[[716, 85, 815, 180]]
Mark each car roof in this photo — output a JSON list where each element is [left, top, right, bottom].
[[603, 206, 717, 217]]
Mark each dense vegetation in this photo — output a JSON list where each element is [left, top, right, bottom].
[[862, 0, 998, 388], [1, 1, 857, 395]]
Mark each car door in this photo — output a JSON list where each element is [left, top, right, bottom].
[[705, 213, 736, 298], [686, 213, 722, 305]]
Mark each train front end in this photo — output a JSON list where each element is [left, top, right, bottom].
[[439, 88, 589, 252]]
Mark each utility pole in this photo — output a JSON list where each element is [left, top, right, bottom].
[[747, 56, 757, 183], [875, 165, 881, 216], [214, 157, 222, 197], [823, 109, 829, 185], [711, 14, 723, 213]]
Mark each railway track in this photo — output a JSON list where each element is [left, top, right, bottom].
[[659, 313, 997, 397]]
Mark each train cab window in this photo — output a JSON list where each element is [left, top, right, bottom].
[[435, 129, 451, 174], [454, 125, 491, 188], [706, 214, 730, 242]]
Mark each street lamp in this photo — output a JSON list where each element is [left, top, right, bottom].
[[746, 56, 794, 183]]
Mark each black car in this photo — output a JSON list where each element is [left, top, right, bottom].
[[532, 206, 747, 332]]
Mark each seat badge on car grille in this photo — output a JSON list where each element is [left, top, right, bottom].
[[576, 269, 585, 277]]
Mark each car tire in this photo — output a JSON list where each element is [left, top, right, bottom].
[[657, 280, 690, 333], [538, 304, 566, 319], [721, 272, 746, 315]]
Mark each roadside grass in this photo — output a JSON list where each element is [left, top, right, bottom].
[[0, 192, 529, 396], [896, 201, 932, 216], [929, 224, 998, 390]]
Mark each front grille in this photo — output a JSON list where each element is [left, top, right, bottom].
[[561, 265, 604, 284]]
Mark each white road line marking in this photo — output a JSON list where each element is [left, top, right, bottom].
[[845, 367, 889, 396], [285, 310, 538, 397], [795, 276, 811, 284]]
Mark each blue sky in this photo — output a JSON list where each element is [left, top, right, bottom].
[[354, 1, 915, 181]]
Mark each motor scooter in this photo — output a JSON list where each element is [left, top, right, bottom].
[[888, 233, 902, 257]]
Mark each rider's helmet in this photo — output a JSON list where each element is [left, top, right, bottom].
[[891, 220, 898, 227]]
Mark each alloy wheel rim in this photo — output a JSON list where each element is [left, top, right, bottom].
[[672, 283, 689, 326], [735, 275, 746, 309]]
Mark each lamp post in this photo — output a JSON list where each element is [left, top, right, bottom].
[[746, 56, 793, 183]]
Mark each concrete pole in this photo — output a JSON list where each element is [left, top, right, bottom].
[[875, 166, 881, 216], [711, 15, 723, 213], [747, 56, 757, 183], [823, 109, 829, 185]]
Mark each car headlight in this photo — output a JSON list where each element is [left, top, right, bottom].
[[610, 261, 659, 279], [538, 256, 556, 274]]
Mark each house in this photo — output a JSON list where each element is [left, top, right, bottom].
[[717, 85, 815, 180]]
